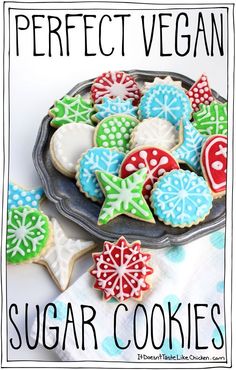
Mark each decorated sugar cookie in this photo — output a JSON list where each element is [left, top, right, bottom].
[[171, 120, 206, 172], [150, 169, 213, 228], [139, 84, 192, 127], [90, 236, 153, 302], [186, 74, 214, 112], [36, 218, 96, 290], [120, 146, 179, 201], [50, 122, 95, 177], [8, 182, 44, 209], [91, 71, 142, 106], [201, 135, 227, 198], [143, 76, 183, 93], [94, 114, 139, 153], [7, 206, 51, 264], [192, 102, 228, 135], [76, 148, 125, 202], [49, 95, 95, 127], [95, 168, 155, 225], [92, 97, 138, 123], [130, 117, 178, 151]]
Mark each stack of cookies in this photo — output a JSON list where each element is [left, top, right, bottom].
[[49, 71, 227, 229]]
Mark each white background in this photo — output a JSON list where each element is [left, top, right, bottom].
[[1, 1, 232, 364]]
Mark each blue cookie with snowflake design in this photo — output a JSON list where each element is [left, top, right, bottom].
[[139, 84, 192, 127], [76, 148, 125, 202], [151, 169, 213, 228], [8, 183, 44, 209], [93, 97, 138, 123], [171, 120, 206, 173]]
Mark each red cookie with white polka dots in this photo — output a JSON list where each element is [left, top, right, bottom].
[[91, 71, 142, 106], [201, 135, 227, 198], [119, 146, 180, 201], [186, 74, 214, 112]]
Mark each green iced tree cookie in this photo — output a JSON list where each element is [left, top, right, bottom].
[[96, 168, 155, 225], [192, 102, 227, 135], [7, 206, 50, 264], [49, 95, 95, 127]]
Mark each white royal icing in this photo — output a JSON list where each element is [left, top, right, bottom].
[[131, 118, 178, 151], [51, 122, 94, 175], [38, 218, 95, 290], [143, 76, 183, 93]]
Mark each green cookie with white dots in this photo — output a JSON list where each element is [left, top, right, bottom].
[[94, 114, 139, 153], [7, 206, 51, 264]]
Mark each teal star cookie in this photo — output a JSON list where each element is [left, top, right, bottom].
[[93, 97, 138, 122], [171, 120, 206, 172], [95, 168, 155, 225]]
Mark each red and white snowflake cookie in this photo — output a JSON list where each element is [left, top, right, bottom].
[[201, 134, 227, 198], [90, 236, 153, 302], [186, 74, 214, 112], [91, 71, 142, 106], [119, 146, 180, 201]]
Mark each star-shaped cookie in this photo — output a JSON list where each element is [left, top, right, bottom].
[[95, 168, 155, 225], [171, 120, 206, 172], [36, 218, 96, 290]]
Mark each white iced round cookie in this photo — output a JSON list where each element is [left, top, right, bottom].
[[50, 122, 95, 177], [130, 117, 178, 151], [143, 76, 184, 93]]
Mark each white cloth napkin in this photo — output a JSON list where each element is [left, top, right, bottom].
[[31, 229, 225, 363]]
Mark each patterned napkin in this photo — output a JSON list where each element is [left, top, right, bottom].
[[31, 229, 225, 363]]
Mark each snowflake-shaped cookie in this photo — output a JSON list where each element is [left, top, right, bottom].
[[8, 182, 44, 209], [37, 218, 95, 290], [76, 148, 125, 202], [90, 236, 153, 301], [96, 168, 155, 225], [130, 117, 178, 151], [94, 114, 139, 153], [7, 206, 51, 264], [92, 97, 138, 122], [192, 102, 228, 135], [49, 95, 95, 127], [143, 76, 183, 93], [171, 120, 206, 172], [186, 74, 214, 112], [120, 147, 179, 201], [91, 71, 142, 106], [151, 169, 213, 227], [139, 84, 192, 127]]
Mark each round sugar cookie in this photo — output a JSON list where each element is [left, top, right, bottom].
[[94, 114, 139, 153], [8, 182, 44, 209], [150, 169, 213, 228], [120, 146, 180, 201], [7, 206, 51, 264], [130, 117, 178, 151], [143, 76, 184, 93], [201, 134, 227, 198], [91, 71, 142, 106], [50, 122, 95, 177], [139, 84, 192, 127], [76, 147, 125, 202]]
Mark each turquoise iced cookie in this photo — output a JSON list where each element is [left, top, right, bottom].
[[151, 169, 213, 228], [139, 84, 192, 127], [171, 120, 206, 172], [76, 148, 125, 202], [93, 97, 138, 122], [8, 182, 44, 209]]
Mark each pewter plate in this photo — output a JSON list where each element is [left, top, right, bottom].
[[33, 70, 226, 248]]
